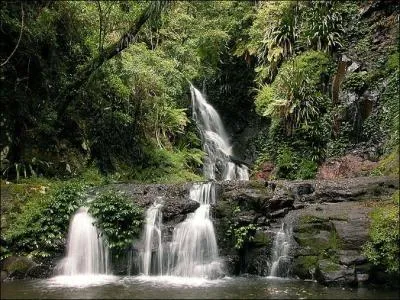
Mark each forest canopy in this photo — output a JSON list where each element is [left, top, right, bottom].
[[0, 0, 398, 182]]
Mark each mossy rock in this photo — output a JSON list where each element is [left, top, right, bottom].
[[252, 230, 271, 248], [1, 256, 36, 276], [292, 255, 318, 279]]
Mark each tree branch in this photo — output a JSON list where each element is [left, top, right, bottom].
[[1, 3, 24, 67]]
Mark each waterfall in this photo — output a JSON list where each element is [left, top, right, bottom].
[[269, 223, 292, 278], [58, 207, 109, 275], [139, 198, 164, 276], [167, 182, 222, 278], [137, 85, 248, 279], [190, 85, 249, 180]]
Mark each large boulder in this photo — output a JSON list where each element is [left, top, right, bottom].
[[1, 256, 37, 280]]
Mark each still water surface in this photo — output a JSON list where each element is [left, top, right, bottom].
[[1, 275, 399, 299]]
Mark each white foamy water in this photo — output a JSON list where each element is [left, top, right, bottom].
[[137, 85, 249, 281], [56, 207, 109, 276], [269, 223, 292, 278], [166, 182, 222, 278], [139, 198, 164, 276], [47, 275, 117, 288], [190, 85, 249, 180]]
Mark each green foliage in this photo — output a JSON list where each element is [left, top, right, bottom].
[[299, 1, 344, 53], [342, 71, 369, 93], [363, 201, 399, 273], [3, 181, 86, 258], [274, 146, 318, 180], [226, 206, 257, 250], [88, 190, 144, 256], [371, 145, 399, 177], [255, 51, 331, 138]]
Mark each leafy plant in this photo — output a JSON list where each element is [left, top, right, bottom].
[[3, 181, 86, 258], [363, 200, 399, 274], [88, 190, 144, 256], [226, 206, 257, 250]]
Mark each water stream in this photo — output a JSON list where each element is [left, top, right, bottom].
[[57, 207, 110, 276], [190, 85, 248, 181], [138, 85, 248, 279], [269, 223, 293, 278], [167, 182, 222, 278], [139, 198, 164, 276]]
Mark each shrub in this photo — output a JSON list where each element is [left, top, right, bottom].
[[88, 190, 144, 256], [3, 181, 85, 258], [363, 200, 399, 274]]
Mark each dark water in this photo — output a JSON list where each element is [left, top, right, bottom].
[[1, 275, 399, 299]]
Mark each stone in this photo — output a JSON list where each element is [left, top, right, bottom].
[[1, 270, 7, 281], [25, 265, 53, 279], [338, 250, 368, 266], [268, 208, 289, 219], [1, 256, 36, 278], [315, 259, 356, 286]]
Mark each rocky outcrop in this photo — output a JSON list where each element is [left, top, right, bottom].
[[2, 176, 397, 286], [317, 154, 378, 180], [210, 176, 398, 286]]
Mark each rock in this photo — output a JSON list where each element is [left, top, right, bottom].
[[316, 154, 378, 180], [332, 219, 369, 250], [25, 265, 53, 279], [338, 250, 368, 266], [268, 208, 289, 219], [292, 255, 318, 280], [1, 270, 7, 281], [162, 199, 199, 222], [315, 259, 356, 286], [1, 256, 37, 279]]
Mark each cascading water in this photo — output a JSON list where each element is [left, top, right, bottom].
[[58, 207, 109, 275], [269, 223, 292, 278], [190, 85, 249, 180], [139, 198, 164, 276], [138, 85, 248, 279], [166, 182, 222, 278]]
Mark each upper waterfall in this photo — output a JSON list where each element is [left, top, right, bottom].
[[190, 85, 249, 181]]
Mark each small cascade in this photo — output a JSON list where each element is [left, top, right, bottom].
[[139, 198, 164, 275], [269, 223, 292, 278], [58, 207, 109, 275], [190, 85, 248, 180], [167, 182, 222, 278]]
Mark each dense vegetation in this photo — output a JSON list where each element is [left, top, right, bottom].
[[0, 0, 398, 273]]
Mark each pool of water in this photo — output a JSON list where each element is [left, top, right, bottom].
[[1, 275, 398, 299]]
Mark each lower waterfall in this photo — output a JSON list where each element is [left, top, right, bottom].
[[139, 198, 164, 276], [138, 182, 223, 279], [57, 207, 109, 275], [269, 223, 292, 278], [167, 182, 222, 278]]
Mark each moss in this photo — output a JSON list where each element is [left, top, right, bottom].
[[300, 215, 328, 224], [371, 145, 399, 177], [293, 255, 319, 279], [320, 260, 341, 272], [252, 231, 271, 247]]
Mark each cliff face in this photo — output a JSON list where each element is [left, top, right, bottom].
[[2, 176, 397, 285], [106, 176, 398, 286]]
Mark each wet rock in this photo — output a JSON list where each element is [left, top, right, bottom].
[[162, 199, 199, 223], [1, 270, 8, 281], [315, 259, 356, 286], [25, 265, 53, 279], [338, 250, 368, 266], [268, 208, 289, 219], [1, 256, 36, 279]]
